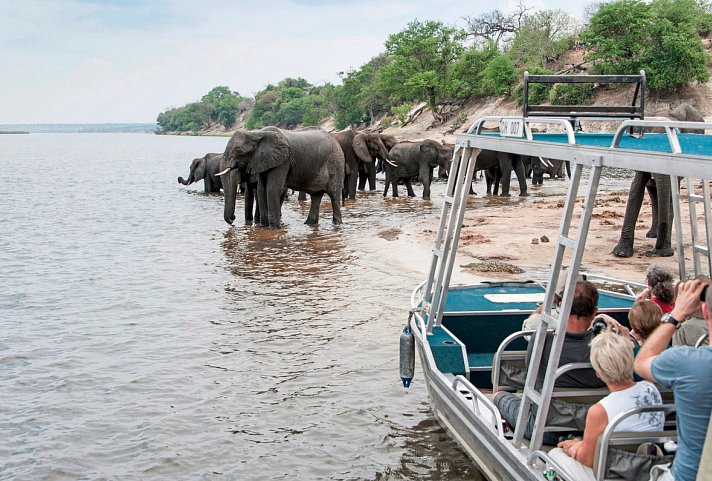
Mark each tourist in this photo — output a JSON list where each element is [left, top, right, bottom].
[[549, 330, 665, 481], [628, 299, 663, 348], [495, 281, 605, 439], [637, 264, 676, 314], [635, 279, 712, 481], [672, 275, 710, 347]]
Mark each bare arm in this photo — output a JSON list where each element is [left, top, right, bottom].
[[635, 280, 706, 382], [558, 404, 608, 467]]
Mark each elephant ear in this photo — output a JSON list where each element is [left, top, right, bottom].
[[353, 133, 373, 164], [247, 129, 290, 174], [380, 134, 398, 151], [420, 140, 439, 168]]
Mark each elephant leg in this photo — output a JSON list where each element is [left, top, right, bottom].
[[305, 192, 324, 225], [383, 170, 390, 197], [368, 164, 377, 190], [256, 178, 269, 227], [357, 167, 368, 191], [513, 156, 529, 196], [328, 190, 343, 225], [497, 152, 514, 196], [649, 173, 674, 257], [420, 165, 433, 200], [348, 170, 358, 200], [298, 190, 307, 202], [405, 178, 416, 197], [613, 171, 650, 257], [245, 182, 255, 222], [645, 180, 658, 238]]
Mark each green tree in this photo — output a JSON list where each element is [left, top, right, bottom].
[[509, 10, 578, 69], [378, 20, 465, 111], [582, 0, 710, 89]]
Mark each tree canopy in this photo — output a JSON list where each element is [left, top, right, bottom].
[[158, 2, 712, 132]]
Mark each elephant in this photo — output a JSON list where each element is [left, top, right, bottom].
[[383, 140, 453, 200], [219, 127, 345, 228], [330, 130, 397, 200], [178, 153, 223, 193], [531, 157, 568, 185], [612, 103, 704, 258], [471, 150, 530, 197]]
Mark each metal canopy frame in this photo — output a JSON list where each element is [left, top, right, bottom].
[[420, 115, 712, 462], [523, 70, 646, 125]]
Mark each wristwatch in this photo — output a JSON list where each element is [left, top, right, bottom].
[[661, 313, 681, 329]]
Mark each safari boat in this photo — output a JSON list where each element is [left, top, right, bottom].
[[401, 72, 712, 481]]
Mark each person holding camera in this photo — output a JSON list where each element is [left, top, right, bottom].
[[635, 279, 712, 481]]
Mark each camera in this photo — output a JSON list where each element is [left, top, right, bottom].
[[591, 316, 608, 336], [701, 284, 709, 302]]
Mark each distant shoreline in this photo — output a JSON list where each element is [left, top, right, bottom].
[[0, 131, 29, 134], [0, 123, 156, 134]]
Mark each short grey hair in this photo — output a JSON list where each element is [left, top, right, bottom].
[[646, 264, 675, 304], [589, 330, 634, 384]]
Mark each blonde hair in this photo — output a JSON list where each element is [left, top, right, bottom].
[[628, 300, 662, 341], [589, 330, 634, 384]]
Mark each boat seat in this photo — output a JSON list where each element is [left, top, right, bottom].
[[592, 405, 677, 481]]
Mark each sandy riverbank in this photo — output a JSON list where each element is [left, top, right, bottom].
[[399, 186, 699, 288]]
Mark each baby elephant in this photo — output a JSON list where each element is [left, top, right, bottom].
[[178, 153, 223, 193]]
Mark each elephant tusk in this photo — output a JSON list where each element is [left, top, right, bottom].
[[539, 157, 553, 168], [216, 167, 232, 176], [385, 158, 398, 168]]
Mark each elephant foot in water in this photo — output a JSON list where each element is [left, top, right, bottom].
[[305, 216, 319, 225], [645, 227, 658, 238], [645, 246, 674, 257], [519, 191, 530, 197], [612, 240, 634, 258]]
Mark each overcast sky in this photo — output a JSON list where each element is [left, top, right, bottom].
[[1, 0, 587, 124]]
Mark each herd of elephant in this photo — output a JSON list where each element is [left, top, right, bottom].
[[178, 102, 706, 258]]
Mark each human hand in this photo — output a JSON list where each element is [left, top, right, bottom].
[[671, 280, 706, 322], [596, 313, 631, 337], [557, 438, 582, 458], [636, 287, 651, 300]]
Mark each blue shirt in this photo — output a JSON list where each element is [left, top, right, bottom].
[[652, 346, 712, 481]]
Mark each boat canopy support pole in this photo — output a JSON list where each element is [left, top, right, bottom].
[[673, 175, 712, 279], [423, 145, 480, 334], [513, 157, 604, 454]]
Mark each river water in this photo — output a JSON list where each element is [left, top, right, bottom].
[[1, 133, 491, 481]]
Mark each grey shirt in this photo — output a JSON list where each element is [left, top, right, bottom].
[[525, 330, 605, 389]]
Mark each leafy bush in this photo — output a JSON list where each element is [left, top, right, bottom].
[[550, 83, 595, 105], [391, 104, 412, 124], [512, 68, 555, 106]]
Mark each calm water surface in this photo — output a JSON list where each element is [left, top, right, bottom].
[[1, 133, 482, 481], [0, 133, 633, 480]]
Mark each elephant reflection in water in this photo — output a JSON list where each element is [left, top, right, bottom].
[[221, 227, 352, 283], [613, 103, 704, 258]]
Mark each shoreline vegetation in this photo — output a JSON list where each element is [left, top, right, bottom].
[[156, 1, 712, 141]]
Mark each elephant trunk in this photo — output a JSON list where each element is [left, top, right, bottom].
[[178, 174, 195, 185], [223, 170, 239, 224]]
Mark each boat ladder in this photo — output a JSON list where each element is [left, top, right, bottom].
[[516, 122, 712, 456], [421, 145, 479, 333]]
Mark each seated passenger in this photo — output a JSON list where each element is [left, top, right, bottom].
[[629, 299, 663, 348], [672, 275, 710, 347], [637, 264, 676, 314], [495, 281, 605, 437], [636, 279, 712, 481], [522, 269, 584, 332], [549, 330, 665, 481]]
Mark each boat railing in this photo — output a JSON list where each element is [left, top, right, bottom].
[[491, 330, 534, 390], [451, 375, 506, 438], [582, 274, 646, 298], [466, 115, 576, 144], [527, 449, 574, 481], [594, 404, 677, 481], [613, 119, 712, 153]]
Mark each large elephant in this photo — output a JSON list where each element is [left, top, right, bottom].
[[220, 127, 345, 228], [472, 150, 530, 197], [330, 130, 397, 200], [384, 140, 453, 200], [612, 103, 704, 257], [178, 153, 223, 193]]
